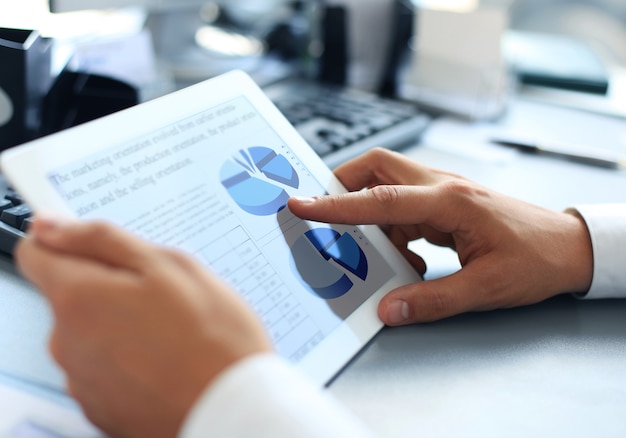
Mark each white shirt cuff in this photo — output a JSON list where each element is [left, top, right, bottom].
[[179, 353, 374, 438], [572, 204, 626, 299]]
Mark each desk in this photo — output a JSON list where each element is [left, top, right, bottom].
[[1, 98, 626, 436]]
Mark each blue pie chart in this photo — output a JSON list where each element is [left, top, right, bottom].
[[291, 228, 369, 299], [220, 146, 300, 216]]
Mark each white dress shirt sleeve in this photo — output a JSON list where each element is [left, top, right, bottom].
[[571, 204, 626, 299], [179, 353, 375, 438]]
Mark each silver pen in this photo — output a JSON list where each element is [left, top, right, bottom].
[[490, 136, 626, 170]]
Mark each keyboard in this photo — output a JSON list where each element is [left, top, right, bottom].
[[0, 80, 430, 256], [264, 79, 431, 169], [0, 175, 31, 256]]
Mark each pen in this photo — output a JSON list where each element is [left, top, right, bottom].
[[490, 137, 626, 170]]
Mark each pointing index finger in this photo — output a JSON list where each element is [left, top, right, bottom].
[[289, 185, 458, 232]]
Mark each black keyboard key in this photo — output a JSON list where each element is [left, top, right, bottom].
[[0, 175, 30, 256], [0, 221, 24, 255], [0, 198, 13, 213], [4, 192, 23, 206], [1, 204, 32, 229]]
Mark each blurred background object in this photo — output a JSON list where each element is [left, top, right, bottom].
[[0, 27, 52, 149], [400, 5, 511, 120], [0, 0, 625, 149], [508, 0, 626, 65], [2, 0, 625, 93]]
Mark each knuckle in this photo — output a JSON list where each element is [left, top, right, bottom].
[[369, 185, 401, 206], [367, 147, 400, 172], [367, 147, 394, 161], [438, 179, 473, 196], [438, 180, 490, 207], [407, 285, 453, 322], [426, 287, 449, 319]]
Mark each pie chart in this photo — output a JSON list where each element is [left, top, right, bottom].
[[220, 146, 300, 216], [291, 228, 369, 299]]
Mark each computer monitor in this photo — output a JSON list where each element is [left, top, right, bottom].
[[48, 0, 299, 83]]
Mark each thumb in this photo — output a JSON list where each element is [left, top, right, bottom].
[[378, 269, 486, 324]]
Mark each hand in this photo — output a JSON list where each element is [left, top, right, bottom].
[[15, 217, 271, 438], [288, 148, 593, 325]]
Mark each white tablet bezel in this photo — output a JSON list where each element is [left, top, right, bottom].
[[1, 70, 421, 386]]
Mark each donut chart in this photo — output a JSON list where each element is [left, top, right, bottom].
[[291, 228, 369, 299], [220, 146, 299, 216]]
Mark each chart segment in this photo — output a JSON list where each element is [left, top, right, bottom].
[[220, 146, 300, 216], [291, 228, 369, 299]]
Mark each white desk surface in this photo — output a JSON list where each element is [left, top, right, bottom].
[[1, 98, 626, 437]]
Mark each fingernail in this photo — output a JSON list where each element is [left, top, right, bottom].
[[386, 300, 410, 324], [291, 196, 317, 205]]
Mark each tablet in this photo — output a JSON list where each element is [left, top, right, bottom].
[[1, 70, 421, 386]]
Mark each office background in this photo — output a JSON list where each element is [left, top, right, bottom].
[[1, 0, 626, 436]]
